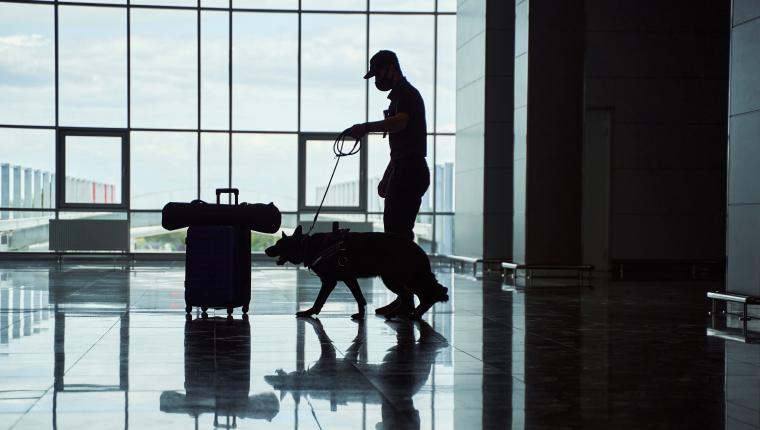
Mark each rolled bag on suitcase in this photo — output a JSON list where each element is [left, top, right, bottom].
[[161, 188, 281, 233]]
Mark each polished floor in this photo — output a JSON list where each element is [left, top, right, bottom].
[[0, 261, 757, 429]]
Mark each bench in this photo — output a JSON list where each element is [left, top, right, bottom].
[[615, 259, 724, 280], [502, 262, 594, 287], [441, 255, 505, 277], [707, 291, 760, 322], [442, 255, 481, 277]]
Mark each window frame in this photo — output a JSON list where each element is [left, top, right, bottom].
[[56, 127, 130, 211], [298, 132, 367, 213]]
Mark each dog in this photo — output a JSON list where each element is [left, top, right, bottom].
[[264, 225, 449, 320]]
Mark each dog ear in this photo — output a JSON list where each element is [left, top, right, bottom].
[[294, 225, 303, 236]]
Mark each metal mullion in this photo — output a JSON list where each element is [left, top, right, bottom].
[[296, 0, 301, 228], [54, 1, 59, 224], [0, 208, 56, 212], [432, 21, 440, 240], [127, 0, 132, 232], [297, 0, 301, 133], [364, 0, 369, 124], [197, 0, 201, 200], [0, 124, 57, 130], [228, 1, 232, 198]]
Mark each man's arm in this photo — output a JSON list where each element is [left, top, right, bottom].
[[348, 112, 409, 139]]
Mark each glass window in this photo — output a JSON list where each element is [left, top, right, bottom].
[[434, 135, 454, 212], [0, 212, 55, 252], [63, 135, 123, 205], [200, 133, 230, 202], [370, 0, 434, 12], [232, 133, 297, 211], [414, 214, 433, 252], [130, 131, 197, 209], [252, 213, 296, 252], [0, 3, 55, 126], [436, 15, 456, 133], [202, 0, 230, 7], [421, 141, 434, 212], [301, 0, 365, 11], [131, 0, 198, 6], [301, 14, 366, 132], [59, 6, 127, 128], [130, 9, 198, 129], [435, 214, 453, 254], [233, 0, 297, 9], [60, 0, 125, 4], [131, 211, 186, 252], [366, 135, 389, 213], [438, 0, 456, 12], [368, 15, 434, 130], [201, 11, 229, 130], [0, 128, 56, 211], [304, 137, 361, 208], [233, 12, 298, 131]]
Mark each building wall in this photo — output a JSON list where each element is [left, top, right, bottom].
[[454, 0, 486, 257], [584, 0, 730, 263], [727, 0, 760, 295], [513, 0, 586, 265], [455, 0, 514, 259]]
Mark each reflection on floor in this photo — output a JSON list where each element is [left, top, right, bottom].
[[0, 261, 757, 429]]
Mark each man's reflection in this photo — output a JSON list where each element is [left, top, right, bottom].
[[265, 317, 447, 430], [160, 317, 279, 428]]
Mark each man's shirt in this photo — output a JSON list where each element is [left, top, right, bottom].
[[387, 77, 427, 160]]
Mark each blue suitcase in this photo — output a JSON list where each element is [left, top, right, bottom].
[[184, 190, 251, 317]]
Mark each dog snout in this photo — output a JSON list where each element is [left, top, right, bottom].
[[265, 245, 278, 257]]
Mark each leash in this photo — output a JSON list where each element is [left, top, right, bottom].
[[306, 128, 362, 235]]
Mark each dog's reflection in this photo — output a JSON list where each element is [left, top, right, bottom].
[[265, 317, 447, 430], [160, 317, 279, 428]]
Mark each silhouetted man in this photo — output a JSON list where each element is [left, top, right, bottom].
[[348, 50, 430, 316]]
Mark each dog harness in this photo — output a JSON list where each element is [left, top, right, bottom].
[[306, 230, 351, 272]]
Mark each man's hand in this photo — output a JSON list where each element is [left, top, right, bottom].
[[348, 123, 368, 139]]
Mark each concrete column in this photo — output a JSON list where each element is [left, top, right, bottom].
[[454, 0, 515, 260], [50, 173, 55, 207], [512, 0, 585, 264], [12, 166, 21, 218], [33, 170, 41, 208], [1, 163, 9, 219], [65, 177, 72, 203], [42, 172, 50, 208], [23, 168, 32, 208], [727, 2, 760, 300]]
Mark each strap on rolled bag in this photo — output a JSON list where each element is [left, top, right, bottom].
[[161, 188, 282, 233]]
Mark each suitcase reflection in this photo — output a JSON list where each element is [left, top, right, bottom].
[[160, 317, 279, 428]]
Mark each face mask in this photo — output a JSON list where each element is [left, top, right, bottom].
[[374, 70, 394, 92]]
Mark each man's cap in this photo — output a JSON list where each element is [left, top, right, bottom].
[[363, 50, 399, 79]]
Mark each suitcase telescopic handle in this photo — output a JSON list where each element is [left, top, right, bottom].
[[216, 188, 239, 205]]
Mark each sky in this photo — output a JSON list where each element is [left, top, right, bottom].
[[0, 0, 455, 213]]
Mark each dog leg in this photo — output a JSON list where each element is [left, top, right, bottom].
[[343, 278, 366, 320], [374, 297, 400, 315], [384, 291, 415, 320], [412, 278, 449, 320], [296, 278, 337, 317], [379, 276, 413, 320]]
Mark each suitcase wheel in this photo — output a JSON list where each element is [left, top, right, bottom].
[[242, 305, 249, 314], [185, 313, 193, 322], [185, 305, 192, 314], [201, 311, 208, 319], [226, 307, 234, 316], [201, 307, 208, 312]]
